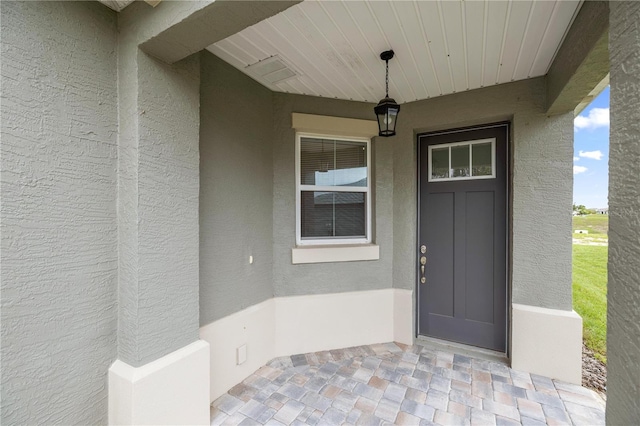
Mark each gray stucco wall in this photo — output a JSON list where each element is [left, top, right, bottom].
[[117, 0, 294, 366], [117, 5, 202, 367], [1, 2, 118, 424], [198, 61, 395, 312], [200, 72, 573, 309], [607, 1, 640, 423], [200, 52, 275, 325], [272, 93, 394, 297], [392, 78, 574, 311]]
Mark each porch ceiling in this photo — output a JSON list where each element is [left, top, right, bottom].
[[207, 0, 582, 104], [98, 0, 135, 12]]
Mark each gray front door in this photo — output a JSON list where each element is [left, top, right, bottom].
[[417, 124, 508, 352]]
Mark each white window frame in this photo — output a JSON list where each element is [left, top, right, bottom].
[[428, 138, 496, 182], [295, 132, 372, 246]]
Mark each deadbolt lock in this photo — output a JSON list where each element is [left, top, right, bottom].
[[420, 245, 427, 254]]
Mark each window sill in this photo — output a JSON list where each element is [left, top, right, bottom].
[[291, 244, 380, 264]]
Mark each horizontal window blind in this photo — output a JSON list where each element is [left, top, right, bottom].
[[297, 136, 370, 243]]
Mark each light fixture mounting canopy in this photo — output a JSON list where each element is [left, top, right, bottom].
[[380, 50, 395, 61]]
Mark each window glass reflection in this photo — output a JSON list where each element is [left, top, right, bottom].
[[431, 147, 449, 179], [300, 138, 367, 186], [300, 191, 366, 238]]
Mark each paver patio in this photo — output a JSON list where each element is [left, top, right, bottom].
[[210, 342, 605, 426]]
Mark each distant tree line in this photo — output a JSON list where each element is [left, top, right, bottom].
[[573, 204, 596, 215]]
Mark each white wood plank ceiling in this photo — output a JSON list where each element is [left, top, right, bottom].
[[207, 0, 582, 104], [98, 0, 135, 12]]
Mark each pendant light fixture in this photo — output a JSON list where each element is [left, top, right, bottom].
[[374, 50, 400, 137]]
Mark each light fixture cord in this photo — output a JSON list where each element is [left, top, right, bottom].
[[385, 59, 389, 98]]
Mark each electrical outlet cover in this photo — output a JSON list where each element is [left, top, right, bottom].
[[237, 344, 247, 365]]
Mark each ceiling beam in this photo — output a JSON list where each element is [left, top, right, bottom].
[[575, 73, 609, 116], [139, 1, 301, 64], [546, 1, 609, 116]]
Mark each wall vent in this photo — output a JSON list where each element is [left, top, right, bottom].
[[246, 55, 299, 85]]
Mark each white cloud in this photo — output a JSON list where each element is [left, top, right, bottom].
[[574, 107, 609, 131], [573, 157, 580, 162], [574, 165, 588, 175], [578, 150, 603, 160]]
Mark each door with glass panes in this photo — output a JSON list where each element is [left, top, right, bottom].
[[417, 124, 508, 352]]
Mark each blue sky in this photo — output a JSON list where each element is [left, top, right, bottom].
[[573, 86, 609, 208]]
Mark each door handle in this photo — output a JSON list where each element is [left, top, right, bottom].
[[419, 252, 427, 284]]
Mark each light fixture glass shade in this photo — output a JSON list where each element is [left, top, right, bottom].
[[375, 97, 400, 137]]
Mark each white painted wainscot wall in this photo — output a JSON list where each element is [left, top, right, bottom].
[[200, 288, 414, 401]]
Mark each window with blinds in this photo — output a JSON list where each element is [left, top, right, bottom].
[[296, 134, 371, 245]]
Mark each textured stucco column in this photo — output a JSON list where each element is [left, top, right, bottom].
[[110, 2, 301, 423], [607, 1, 640, 423], [110, 3, 208, 424], [509, 107, 582, 385], [116, 45, 201, 371]]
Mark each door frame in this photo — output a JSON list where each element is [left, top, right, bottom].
[[415, 122, 512, 356]]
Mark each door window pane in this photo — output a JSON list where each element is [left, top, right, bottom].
[[428, 139, 495, 181], [300, 191, 366, 238], [451, 145, 470, 177], [472, 142, 492, 176], [431, 147, 449, 179]]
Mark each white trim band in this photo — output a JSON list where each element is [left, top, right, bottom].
[[108, 340, 210, 425], [511, 303, 583, 384]]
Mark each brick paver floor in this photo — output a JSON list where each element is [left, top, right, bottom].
[[210, 342, 605, 425]]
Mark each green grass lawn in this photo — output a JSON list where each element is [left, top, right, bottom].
[[572, 217, 608, 363], [573, 214, 609, 236]]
